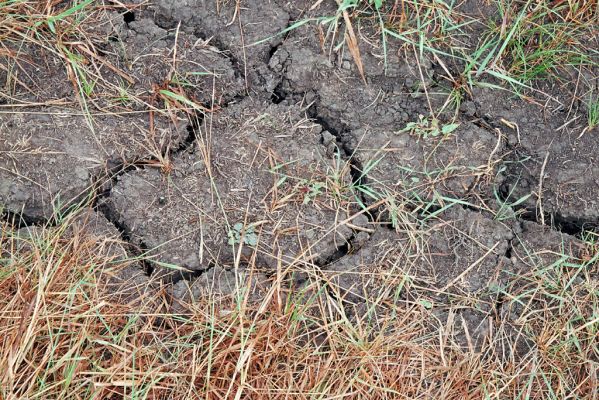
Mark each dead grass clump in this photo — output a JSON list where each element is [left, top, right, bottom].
[[1, 1, 119, 102]]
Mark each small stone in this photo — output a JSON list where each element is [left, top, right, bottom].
[[321, 130, 336, 146], [75, 166, 89, 181]]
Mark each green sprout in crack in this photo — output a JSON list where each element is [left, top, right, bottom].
[[113, 82, 133, 106], [227, 222, 258, 247]]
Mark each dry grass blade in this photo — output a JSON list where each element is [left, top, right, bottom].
[[336, 0, 367, 84]]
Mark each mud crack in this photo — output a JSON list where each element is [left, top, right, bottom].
[[91, 109, 207, 277], [0, 209, 44, 229], [481, 117, 599, 238]]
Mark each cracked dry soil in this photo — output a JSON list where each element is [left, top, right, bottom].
[[1, 0, 598, 350]]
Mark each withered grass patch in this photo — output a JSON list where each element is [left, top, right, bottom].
[[1, 211, 597, 399]]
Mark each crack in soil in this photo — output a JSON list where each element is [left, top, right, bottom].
[[0, 209, 45, 228], [195, 30, 248, 85], [467, 103, 599, 238], [308, 112, 369, 208], [114, 9, 373, 273], [93, 161, 158, 277], [9, 6, 592, 294], [171, 263, 208, 284], [306, 108, 378, 265], [514, 205, 599, 237], [483, 127, 599, 238], [91, 109, 207, 277]]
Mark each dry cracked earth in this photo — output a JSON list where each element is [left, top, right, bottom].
[[1, 0, 598, 352]]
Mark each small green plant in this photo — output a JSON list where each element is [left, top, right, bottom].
[[397, 115, 460, 139], [587, 98, 599, 131], [369, 0, 383, 9], [113, 83, 132, 105], [159, 89, 210, 112], [34, 0, 94, 34], [170, 70, 214, 88], [227, 222, 258, 246], [463, 0, 597, 93], [302, 181, 326, 205]]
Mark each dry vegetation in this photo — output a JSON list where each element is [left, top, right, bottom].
[[1, 211, 598, 399], [1, 1, 598, 399]]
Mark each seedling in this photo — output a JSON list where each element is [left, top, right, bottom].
[[587, 98, 599, 131], [302, 181, 326, 205], [113, 83, 133, 105], [369, 0, 383, 9], [159, 89, 210, 113], [227, 222, 258, 246], [397, 115, 460, 139]]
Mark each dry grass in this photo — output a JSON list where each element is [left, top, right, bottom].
[[0, 1, 117, 104], [1, 211, 597, 399], [0, 0, 202, 117], [346, 0, 598, 117]]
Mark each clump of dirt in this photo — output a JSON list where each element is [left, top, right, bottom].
[[350, 122, 503, 214], [68, 209, 158, 306], [269, 19, 434, 129], [328, 206, 513, 299], [0, 43, 71, 103], [0, 9, 243, 109], [498, 221, 598, 357], [150, 0, 291, 91], [511, 221, 592, 275], [101, 15, 246, 108], [0, 108, 187, 221], [105, 97, 363, 277], [325, 206, 515, 348]]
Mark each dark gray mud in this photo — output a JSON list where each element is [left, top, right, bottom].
[[0, 108, 187, 221], [1, 0, 597, 352]]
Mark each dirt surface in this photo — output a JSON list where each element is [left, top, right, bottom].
[[267, 7, 504, 212], [0, 42, 71, 104], [270, 17, 433, 128], [102, 14, 246, 108], [326, 206, 514, 348], [105, 97, 361, 277], [1, 0, 598, 349], [0, 108, 187, 221], [328, 206, 513, 302], [474, 87, 599, 225], [150, 0, 291, 92]]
